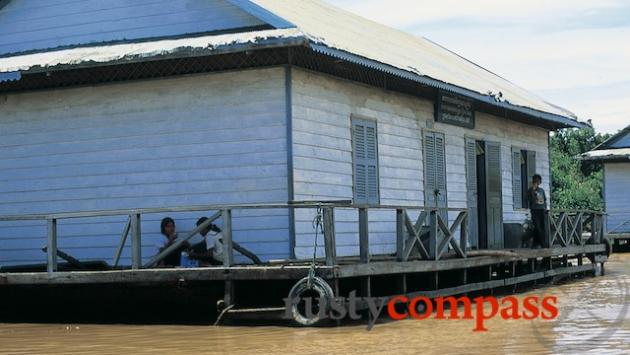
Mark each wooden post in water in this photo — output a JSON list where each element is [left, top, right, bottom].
[[47, 218, 57, 274], [130, 213, 142, 269]]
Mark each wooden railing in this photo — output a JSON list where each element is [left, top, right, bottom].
[[546, 210, 605, 247], [0, 202, 607, 274], [395, 208, 467, 261]]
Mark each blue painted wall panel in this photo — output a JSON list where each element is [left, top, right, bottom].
[[0, 68, 290, 266]]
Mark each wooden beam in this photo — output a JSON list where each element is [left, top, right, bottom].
[[359, 208, 369, 263], [0, 265, 335, 285], [113, 216, 131, 267], [323, 207, 336, 266], [337, 244, 606, 278], [223, 210, 234, 268], [396, 209, 405, 261], [130, 213, 142, 269], [46, 219, 57, 274]]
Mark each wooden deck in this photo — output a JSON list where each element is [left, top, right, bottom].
[[0, 244, 605, 286], [0, 202, 610, 323]]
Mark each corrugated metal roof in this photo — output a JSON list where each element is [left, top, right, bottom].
[[252, 0, 579, 123], [0, 28, 305, 75], [0, 0, 584, 127], [582, 148, 630, 161]]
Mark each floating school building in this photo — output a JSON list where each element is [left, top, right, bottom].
[[583, 125, 630, 249], [0, 0, 608, 323]]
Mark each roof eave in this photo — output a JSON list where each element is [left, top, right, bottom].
[[310, 44, 585, 130]]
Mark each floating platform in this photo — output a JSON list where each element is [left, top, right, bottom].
[[0, 203, 610, 324]]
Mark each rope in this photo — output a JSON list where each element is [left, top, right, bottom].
[[308, 205, 324, 289]]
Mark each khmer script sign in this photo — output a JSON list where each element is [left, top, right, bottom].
[[435, 92, 475, 129]]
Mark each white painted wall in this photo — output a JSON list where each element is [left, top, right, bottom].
[[604, 163, 630, 233], [291, 68, 550, 258], [0, 68, 290, 266]]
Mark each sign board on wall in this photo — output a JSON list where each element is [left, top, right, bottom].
[[435, 92, 475, 129]]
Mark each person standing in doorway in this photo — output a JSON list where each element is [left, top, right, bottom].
[[528, 174, 548, 248]]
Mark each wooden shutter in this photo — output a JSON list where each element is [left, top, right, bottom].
[[512, 148, 523, 209], [526, 150, 537, 182], [485, 141, 503, 248], [465, 138, 478, 248], [424, 131, 448, 222], [352, 118, 379, 205]]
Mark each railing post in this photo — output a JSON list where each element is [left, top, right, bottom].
[[221, 209, 234, 308], [396, 209, 404, 261], [544, 210, 552, 248], [359, 207, 369, 263], [130, 213, 141, 269], [47, 218, 57, 274], [460, 213, 468, 252], [577, 213, 584, 245], [323, 207, 336, 266], [222, 209, 234, 267], [429, 210, 438, 260], [595, 213, 604, 244], [113, 216, 131, 267]]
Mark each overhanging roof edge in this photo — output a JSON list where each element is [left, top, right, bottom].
[[310, 44, 587, 130]]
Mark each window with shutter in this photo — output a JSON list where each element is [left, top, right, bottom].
[[352, 118, 379, 205], [424, 131, 448, 221], [512, 148, 522, 209], [465, 138, 478, 248], [485, 141, 503, 248]]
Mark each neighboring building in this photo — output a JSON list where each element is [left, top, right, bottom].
[[0, 0, 586, 266], [583, 126, 630, 241]]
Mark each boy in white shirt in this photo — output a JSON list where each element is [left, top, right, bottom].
[[189, 217, 224, 265]]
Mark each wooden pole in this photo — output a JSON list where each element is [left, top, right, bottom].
[[429, 210, 438, 260], [396, 209, 404, 261], [222, 209, 234, 267], [323, 207, 336, 266], [460, 213, 468, 254], [130, 213, 142, 269], [113, 216, 131, 267], [359, 207, 369, 263], [47, 218, 57, 274]]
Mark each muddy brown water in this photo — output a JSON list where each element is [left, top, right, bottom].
[[1, 254, 629, 355]]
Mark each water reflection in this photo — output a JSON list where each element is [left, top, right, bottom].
[[1, 254, 628, 355]]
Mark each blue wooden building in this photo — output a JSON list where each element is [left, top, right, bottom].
[[583, 125, 630, 244], [0, 0, 587, 267]]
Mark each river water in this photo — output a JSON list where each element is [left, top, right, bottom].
[[1, 254, 628, 355]]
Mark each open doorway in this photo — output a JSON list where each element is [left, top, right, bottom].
[[466, 139, 504, 250]]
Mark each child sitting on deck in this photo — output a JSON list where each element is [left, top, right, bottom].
[[156, 217, 190, 267], [188, 217, 224, 266]]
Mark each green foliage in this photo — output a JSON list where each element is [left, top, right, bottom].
[[550, 124, 611, 210]]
